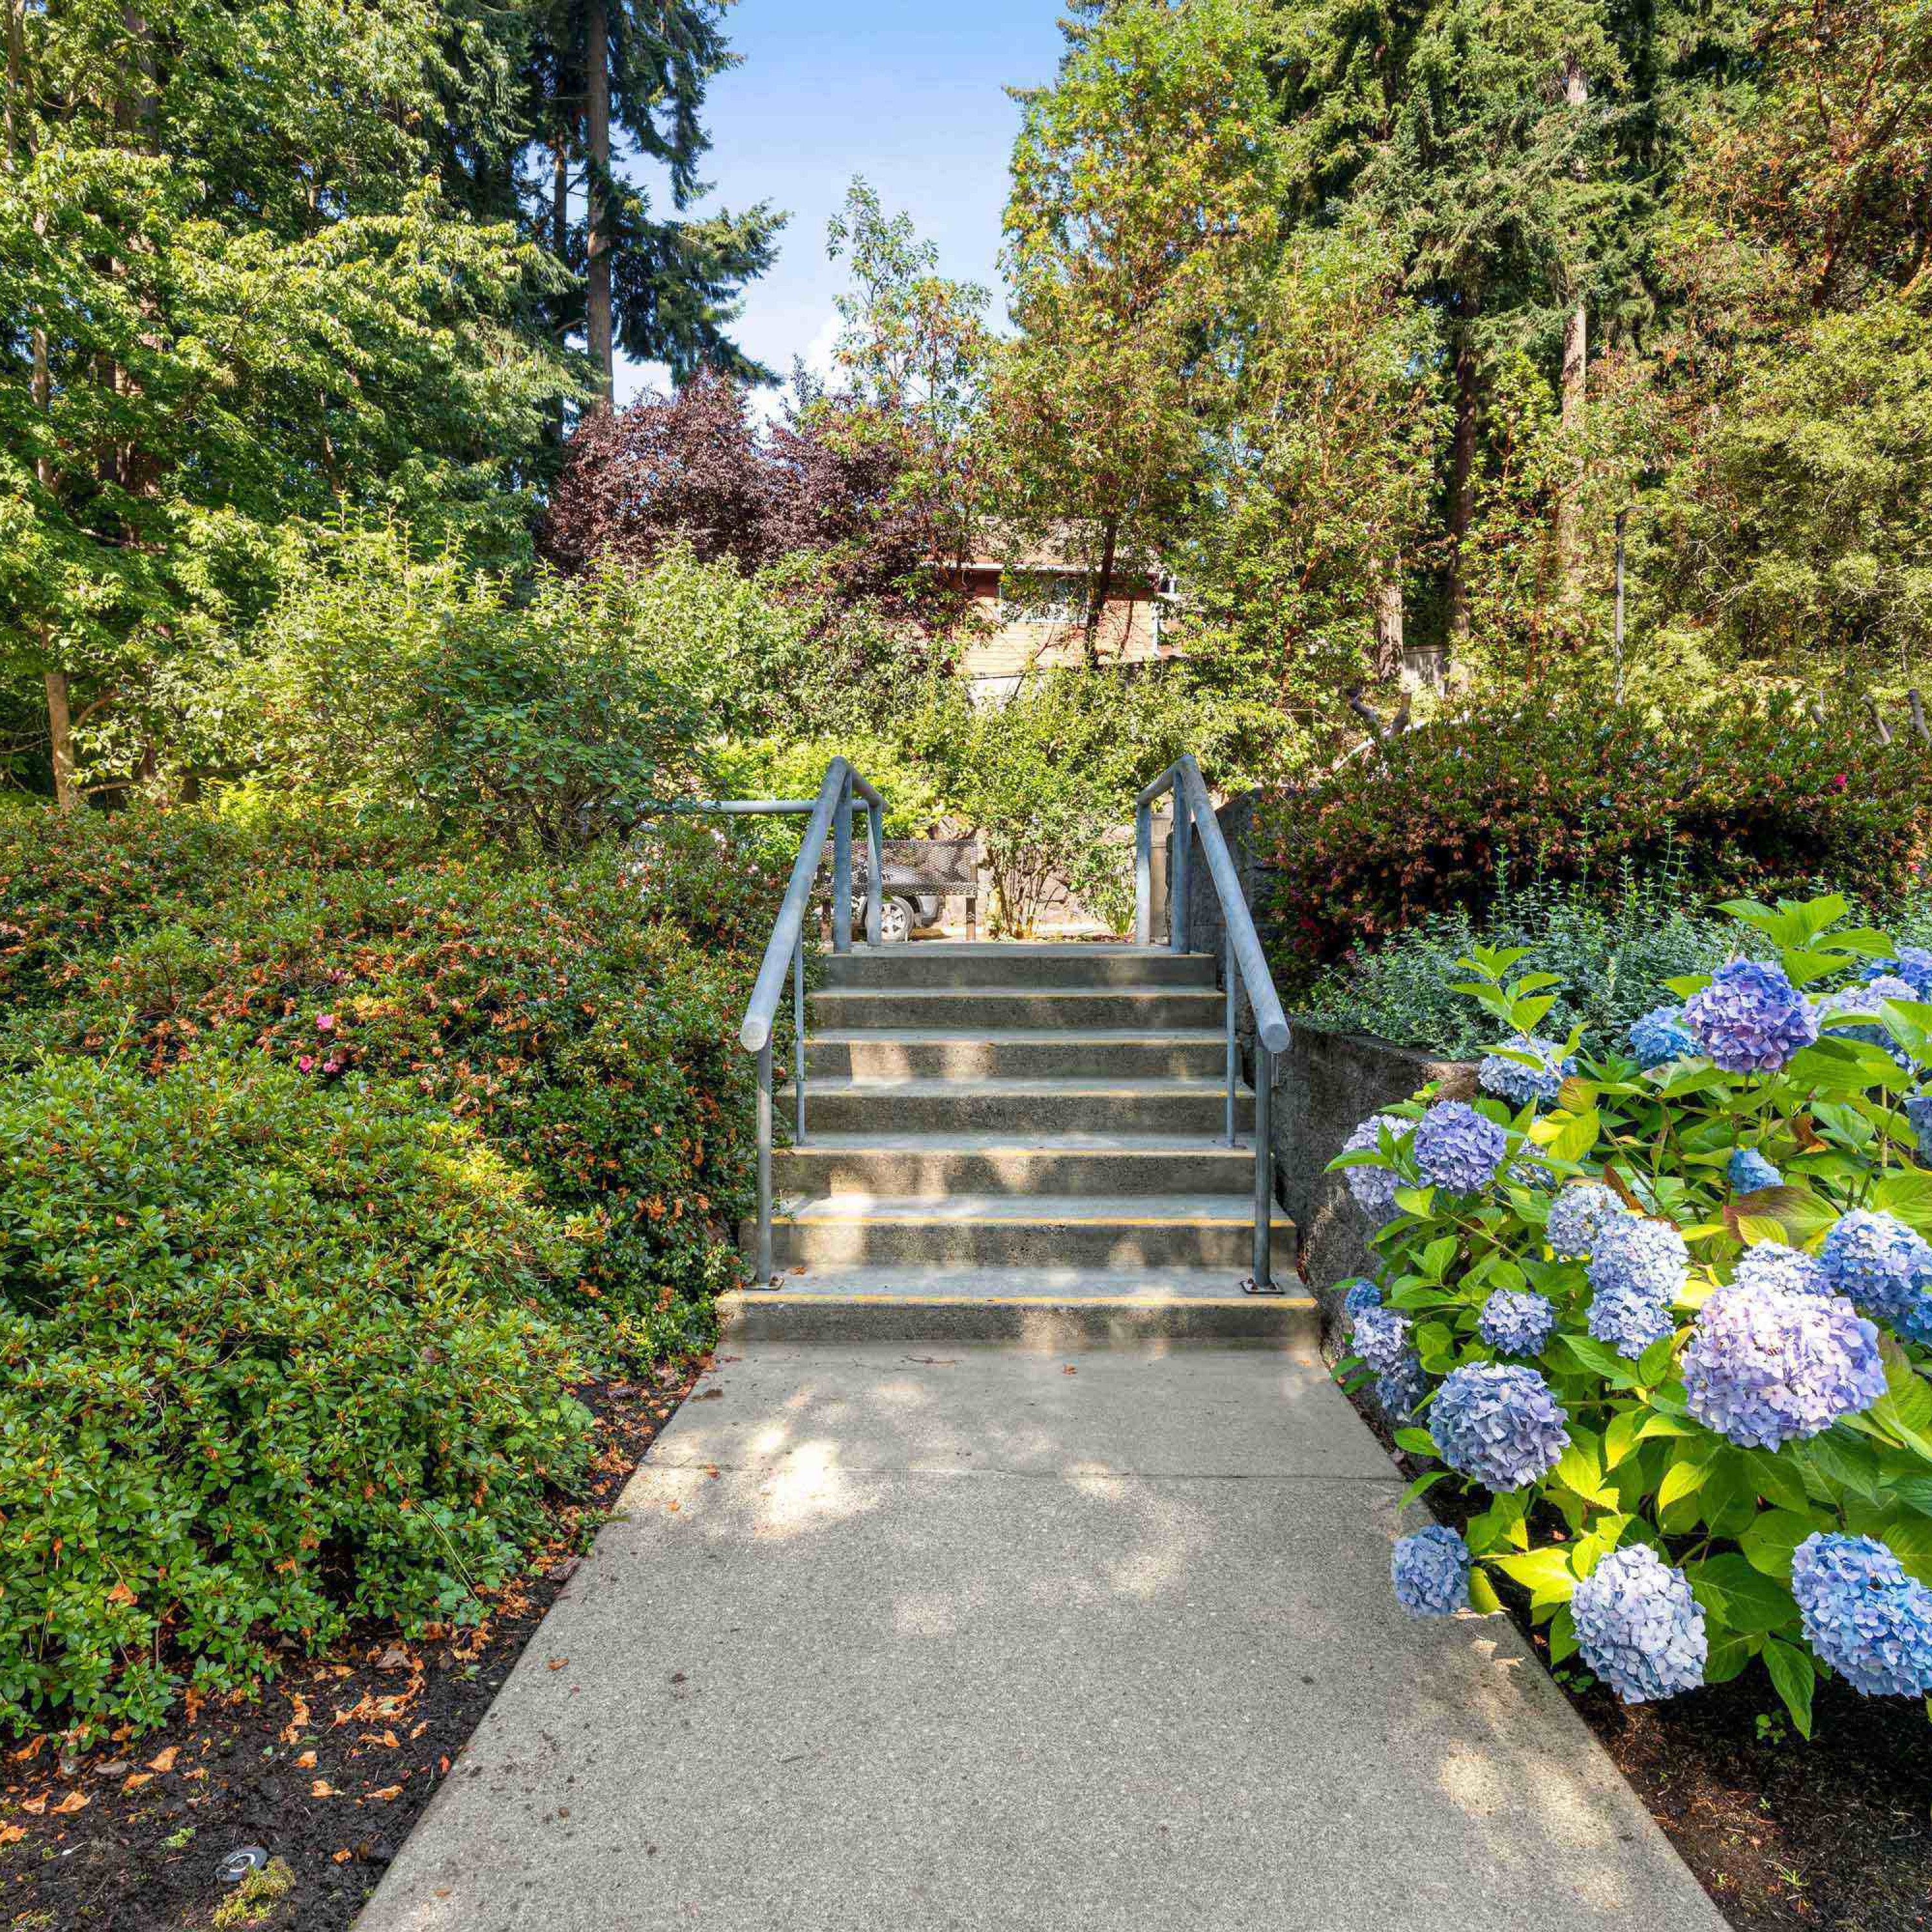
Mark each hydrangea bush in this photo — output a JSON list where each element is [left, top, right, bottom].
[[1343, 896, 1932, 1736]]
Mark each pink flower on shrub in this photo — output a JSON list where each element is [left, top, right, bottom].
[[323, 1059, 341, 1075], [298, 1056, 314, 1072], [316, 1014, 337, 1032], [1831, 773, 1848, 792]]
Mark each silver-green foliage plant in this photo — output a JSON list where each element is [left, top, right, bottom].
[[1333, 894, 1932, 1734]]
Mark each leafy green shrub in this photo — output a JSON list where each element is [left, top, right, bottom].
[[1300, 868, 1755, 1056], [1, 808, 783, 1359], [1335, 895, 1932, 1735], [1264, 699, 1932, 982], [0, 1057, 594, 1742]]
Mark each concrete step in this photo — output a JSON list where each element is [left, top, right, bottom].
[[804, 1028, 1228, 1081], [790, 1076, 1251, 1137], [767, 1193, 1294, 1271], [808, 985, 1226, 1032], [819, 942, 1217, 990], [719, 1269, 1316, 1345], [774, 1131, 1260, 1198]]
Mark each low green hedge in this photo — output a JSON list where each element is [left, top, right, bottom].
[[0, 1058, 594, 1741]]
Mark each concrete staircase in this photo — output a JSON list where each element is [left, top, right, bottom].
[[725, 942, 1312, 1345]]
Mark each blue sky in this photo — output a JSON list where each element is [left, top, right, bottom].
[[619, 0, 1071, 405]]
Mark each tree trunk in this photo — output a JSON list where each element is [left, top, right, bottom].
[[1372, 561, 1404, 681], [1445, 320, 1480, 650], [583, 0, 615, 406], [1556, 58, 1589, 598], [1083, 515, 1119, 667], [45, 666, 79, 813], [552, 126, 572, 444]]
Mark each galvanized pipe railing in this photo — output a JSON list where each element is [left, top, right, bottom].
[[1134, 754, 1290, 1287], [739, 757, 887, 1282]]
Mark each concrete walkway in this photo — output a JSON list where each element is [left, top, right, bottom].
[[355, 1341, 1725, 1932]]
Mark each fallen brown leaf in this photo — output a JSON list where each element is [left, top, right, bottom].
[[121, 1772, 152, 1794], [50, 1790, 88, 1815], [333, 1849, 353, 1864], [0, 1824, 24, 1846], [147, 1746, 178, 1774], [366, 1784, 403, 1802], [294, 1750, 317, 1770], [311, 1779, 339, 1797], [546, 1658, 569, 1671]]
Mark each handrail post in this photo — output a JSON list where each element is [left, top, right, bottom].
[[1135, 800, 1153, 945], [755, 1039, 774, 1282], [1224, 929, 1237, 1148], [865, 799, 884, 946], [832, 769, 853, 953], [792, 931, 806, 1146], [1170, 790, 1190, 953], [1252, 1047, 1273, 1288]]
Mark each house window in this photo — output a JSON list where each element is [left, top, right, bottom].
[[999, 571, 1083, 626]]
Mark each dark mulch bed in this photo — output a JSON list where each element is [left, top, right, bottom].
[[0, 1357, 708, 1932], [1347, 1370, 1932, 1932]]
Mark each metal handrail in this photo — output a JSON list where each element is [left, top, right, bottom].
[[739, 757, 887, 1282], [1135, 753, 1289, 1287]]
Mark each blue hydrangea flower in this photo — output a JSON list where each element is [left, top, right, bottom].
[[1410, 1101, 1508, 1195], [1586, 1215, 1690, 1303], [1733, 1242, 1831, 1298], [1350, 1305, 1411, 1374], [1681, 1280, 1886, 1448], [1570, 1546, 1708, 1703], [1682, 960, 1820, 1073], [1546, 1182, 1629, 1259], [1391, 1526, 1472, 1617], [1428, 1363, 1570, 1492], [1375, 1350, 1431, 1426], [1338, 1278, 1381, 1321], [1341, 1112, 1411, 1222], [1477, 1036, 1576, 1109], [1817, 974, 1919, 1068], [1727, 1146, 1783, 1192], [1907, 1094, 1932, 1164], [1587, 1280, 1676, 1359], [1862, 946, 1932, 1000], [1627, 1003, 1697, 1070], [1478, 1289, 1557, 1357], [1507, 1148, 1558, 1191], [1821, 1208, 1932, 1322], [1791, 1533, 1932, 1698]]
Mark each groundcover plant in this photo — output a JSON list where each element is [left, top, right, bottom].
[[1334, 895, 1932, 1734]]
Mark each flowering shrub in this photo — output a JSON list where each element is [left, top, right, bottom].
[[1331, 893, 1932, 1734], [0, 1058, 593, 1741], [1265, 699, 1932, 981]]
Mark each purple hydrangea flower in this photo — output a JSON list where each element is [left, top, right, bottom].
[[1508, 1148, 1558, 1191], [1479, 1289, 1557, 1357], [1571, 1546, 1708, 1703], [1338, 1278, 1381, 1321], [1351, 1305, 1411, 1374], [1791, 1533, 1932, 1698], [1907, 1094, 1932, 1164], [1411, 1101, 1508, 1195], [1391, 1526, 1472, 1617], [1341, 1112, 1410, 1222], [1734, 1242, 1831, 1298], [1429, 1363, 1570, 1492], [1587, 1280, 1676, 1359], [1587, 1216, 1690, 1303], [1821, 1209, 1932, 1322], [1477, 1036, 1575, 1109], [1728, 1146, 1783, 1192], [1862, 947, 1932, 999], [1627, 1003, 1697, 1070], [1546, 1182, 1629, 1259], [1681, 1280, 1886, 1448], [1375, 1350, 1431, 1426], [1683, 960, 1819, 1073]]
